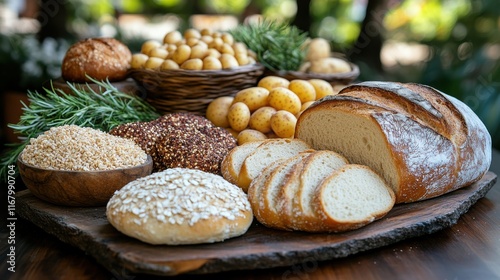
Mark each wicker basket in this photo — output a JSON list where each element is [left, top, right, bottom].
[[262, 57, 360, 86], [128, 63, 265, 115]]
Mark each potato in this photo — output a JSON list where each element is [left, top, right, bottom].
[[219, 43, 235, 56], [221, 33, 234, 45], [180, 58, 203, 70], [165, 44, 177, 53], [172, 44, 191, 65], [298, 61, 311, 72], [306, 38, 331, 62], [270, 110, 297, 138], [227, 102, 251, 132], [163, 30, 182, 44], [232, 42, 247, 55], [220, 54, 239, 69], [130, 53, 149, 69], [144, 57, 164, 70], [288, 79, 316, 103], [235, 53, 250, 66], [190, 44, 208, 59], [148, 47, 169, 59], [200, 28, 212, 36], [267, 87, 302, 115], [201, 35, 214, 44], [232, 87, 269, 112], [258, 76, 290, 91], [249, 106, 276, 133], [160, 59, 180, 70], [308, 79, 335, 100], [237, 129, 267, 145], [141, 40, 161, 55], [208, 37, 224, 49], [184, 28, 201, 39], [309, 57, 351, 74], [225, 127, 239, 139], [203, 56, 222, 70], [186, 37, 200, 47], [206, 48, 222, 58], [206, 96, 234, 127]]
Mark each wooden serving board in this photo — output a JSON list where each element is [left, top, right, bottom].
[[16, 172, 497, 277]]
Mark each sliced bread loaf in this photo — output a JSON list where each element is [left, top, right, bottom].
[[238, 139, 312, 190], [313, 164, 395, 232], [221, 141, 261, 187]]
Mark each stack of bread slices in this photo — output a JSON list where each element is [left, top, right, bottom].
[[221, 139, 395, 232]]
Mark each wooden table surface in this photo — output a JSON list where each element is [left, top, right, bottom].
[[1, 149, 499, 280]]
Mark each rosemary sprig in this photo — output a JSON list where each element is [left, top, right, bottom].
[[230, 19, 308, 71], [1, 78, 160, 181]]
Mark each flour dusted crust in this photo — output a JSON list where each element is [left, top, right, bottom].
[[106, 168, 253, 245], [62, 38, 132, 82], [295, 81, 492, 203]]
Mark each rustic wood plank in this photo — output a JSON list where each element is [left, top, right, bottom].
[[16, 171, 497, 277]]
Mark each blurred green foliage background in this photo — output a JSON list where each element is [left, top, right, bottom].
[[0, 0, 498, 148]]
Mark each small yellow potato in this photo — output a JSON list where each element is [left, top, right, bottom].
[[306, 38, 331, 62], [165, 44, 177, 53], [219, 43, 235, 56], [227, 102, 251, 132], [180, 58, 203, 70], [160, 59, 180, 70], [267, 87, 302, 115], [308, 79, 335, 100], [141, 40, 161, 55], [186, 37, 200, 47], [232, 87, 269, 112], [202, 56, 223, 70], [201, 35, 214, 44], [206, 96, 234, 127], [237, 129, 267, 145], [288, 79, 316, 103], [248, 106, 276, 133], [247, 56, 256, 64], [130, 53, 149, 69], [172, 44, 191, 65], [247, 49, 257, 59], [148, 47, 169, 59], [225, 127, 239, 139], [184, 28, 201, 39], [235, 52, 250, 66], [206, 48, 222, 58], [208, 37, 224, 49], [258, 76, 290, 91], [175, 39, 186, 46], [212, 31, 222, 38], [221, 33, 234, 45], [298, 61, 311, 72], [270, 110, 297, 138], [232, 42, 247, 55], [163, 30, 183, 45], [190, 44, 208, 59], [200, 28, 212, 36], [144, 57, 164, 70], [309, 57, 351, 74], [220, 54, 239, 69]]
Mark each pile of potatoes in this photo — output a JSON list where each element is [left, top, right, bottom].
[[130, 28, 257, 71], [206, 76, 342, 145], [299, 38, 352, 74]]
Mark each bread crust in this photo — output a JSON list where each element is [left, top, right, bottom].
[[62, 38, 132, 82], [296, 82, 492, 203]]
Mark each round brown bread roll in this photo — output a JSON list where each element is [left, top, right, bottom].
[[154, 113, 237, 174], [62, 38, 132, 82], [106, 168, 253, 245]]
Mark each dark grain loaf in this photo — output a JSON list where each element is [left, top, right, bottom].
[[295, 81, 491, 203]]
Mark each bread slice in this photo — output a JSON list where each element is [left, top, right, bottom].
[[287, 150, 349, 231], [221, 141, 261, 188], [238, 139, 312, 190], [313, 164, 395, 232], [247, 158, 289, 223], [258, 152, 312, 230]]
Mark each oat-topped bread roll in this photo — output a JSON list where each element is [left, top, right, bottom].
[[62, 37, 132, 82], [106, 168, 253, 245], [295, 81, 492, 203]]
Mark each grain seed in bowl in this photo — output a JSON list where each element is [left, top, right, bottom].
[[21, 125, 147, 171]]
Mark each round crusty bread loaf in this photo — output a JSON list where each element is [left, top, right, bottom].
[[106, 168, 253, 245], [62, 37, 132, 82]]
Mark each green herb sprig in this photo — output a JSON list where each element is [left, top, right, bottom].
[[230, 19, 308, 71], [1, 78, 160, 181]]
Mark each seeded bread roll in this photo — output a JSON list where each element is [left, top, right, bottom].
[[62, 37, 132, 83], [106, 168, 253, 245]]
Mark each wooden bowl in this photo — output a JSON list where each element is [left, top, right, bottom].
[[17, 155, 153, 207]]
